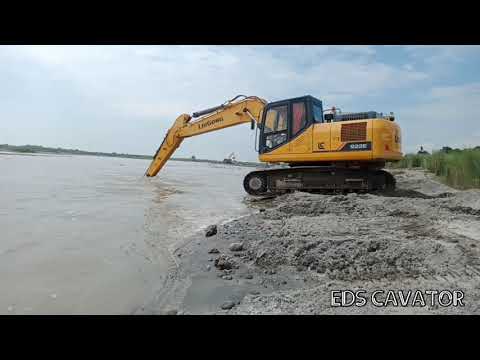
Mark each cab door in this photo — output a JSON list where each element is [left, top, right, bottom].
[[311, 100, 331, 152], [289, 99, 312, 154]]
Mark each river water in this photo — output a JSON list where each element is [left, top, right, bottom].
[[0, 152, 253, 314]]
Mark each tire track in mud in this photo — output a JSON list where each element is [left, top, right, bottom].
[[431, 205, 480, 283], [392, 198, 480, 283]]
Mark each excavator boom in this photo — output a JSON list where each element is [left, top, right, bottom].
[[145, 96, 267, 177]]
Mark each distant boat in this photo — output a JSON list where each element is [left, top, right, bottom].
[[223, 152, 236, 164]]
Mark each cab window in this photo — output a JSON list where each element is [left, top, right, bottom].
[[292, 101, 307, 136], [264, 105, 288, 133], [263, 105, 288, 149], [313, 103, 323, 123]]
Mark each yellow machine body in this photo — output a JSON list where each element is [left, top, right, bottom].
[[259, 118, 402, 164]]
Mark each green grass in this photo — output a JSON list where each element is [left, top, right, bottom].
[[390, 148, 480, 189]]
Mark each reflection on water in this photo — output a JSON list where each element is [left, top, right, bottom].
[[0, 153, 253, 314], [151, 186, 185, 203]]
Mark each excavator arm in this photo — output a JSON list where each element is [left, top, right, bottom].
[[145, 95, 267, 177]]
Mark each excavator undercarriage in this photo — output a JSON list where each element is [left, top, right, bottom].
[[243, 166, 396, 196]]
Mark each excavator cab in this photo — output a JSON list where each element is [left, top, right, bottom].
[[257, 95, 402, 169], [259, 95, 323, 154]]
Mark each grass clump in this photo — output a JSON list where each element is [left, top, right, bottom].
[[390, 148, 480, 189]]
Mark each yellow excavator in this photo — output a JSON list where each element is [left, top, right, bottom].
[[145, 95, 403, 195]]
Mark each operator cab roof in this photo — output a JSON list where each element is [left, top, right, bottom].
[[267, 95, 322, 107]]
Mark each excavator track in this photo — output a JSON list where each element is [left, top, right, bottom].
[[243, 166, 396, 196]]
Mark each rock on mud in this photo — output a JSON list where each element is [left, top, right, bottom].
[[221, 301, 236, 310], [214, 255, 235, 270], [229, 242, 244, 252], [205, 225, 217, 237], [208, 248, 220, 254]]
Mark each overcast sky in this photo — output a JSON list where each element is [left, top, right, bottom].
[[1, 45, 479, 161]]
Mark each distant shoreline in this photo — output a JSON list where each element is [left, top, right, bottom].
[[0, 144, 263, 167]]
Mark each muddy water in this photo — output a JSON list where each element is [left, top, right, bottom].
[[0, 152, 253, 314]]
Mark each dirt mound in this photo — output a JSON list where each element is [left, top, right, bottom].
[[240, 228, 452, 282], [292, 238, 439, 281], [219, 188, 480, 283], [261, 191, 430, 219]]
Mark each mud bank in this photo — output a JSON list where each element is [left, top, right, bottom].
[[143, 169, 480, 315]]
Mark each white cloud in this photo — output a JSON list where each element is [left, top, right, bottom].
[[404, 45, 480, 71], [398, 82, 480, 152], [430, 82, 480, 99]]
